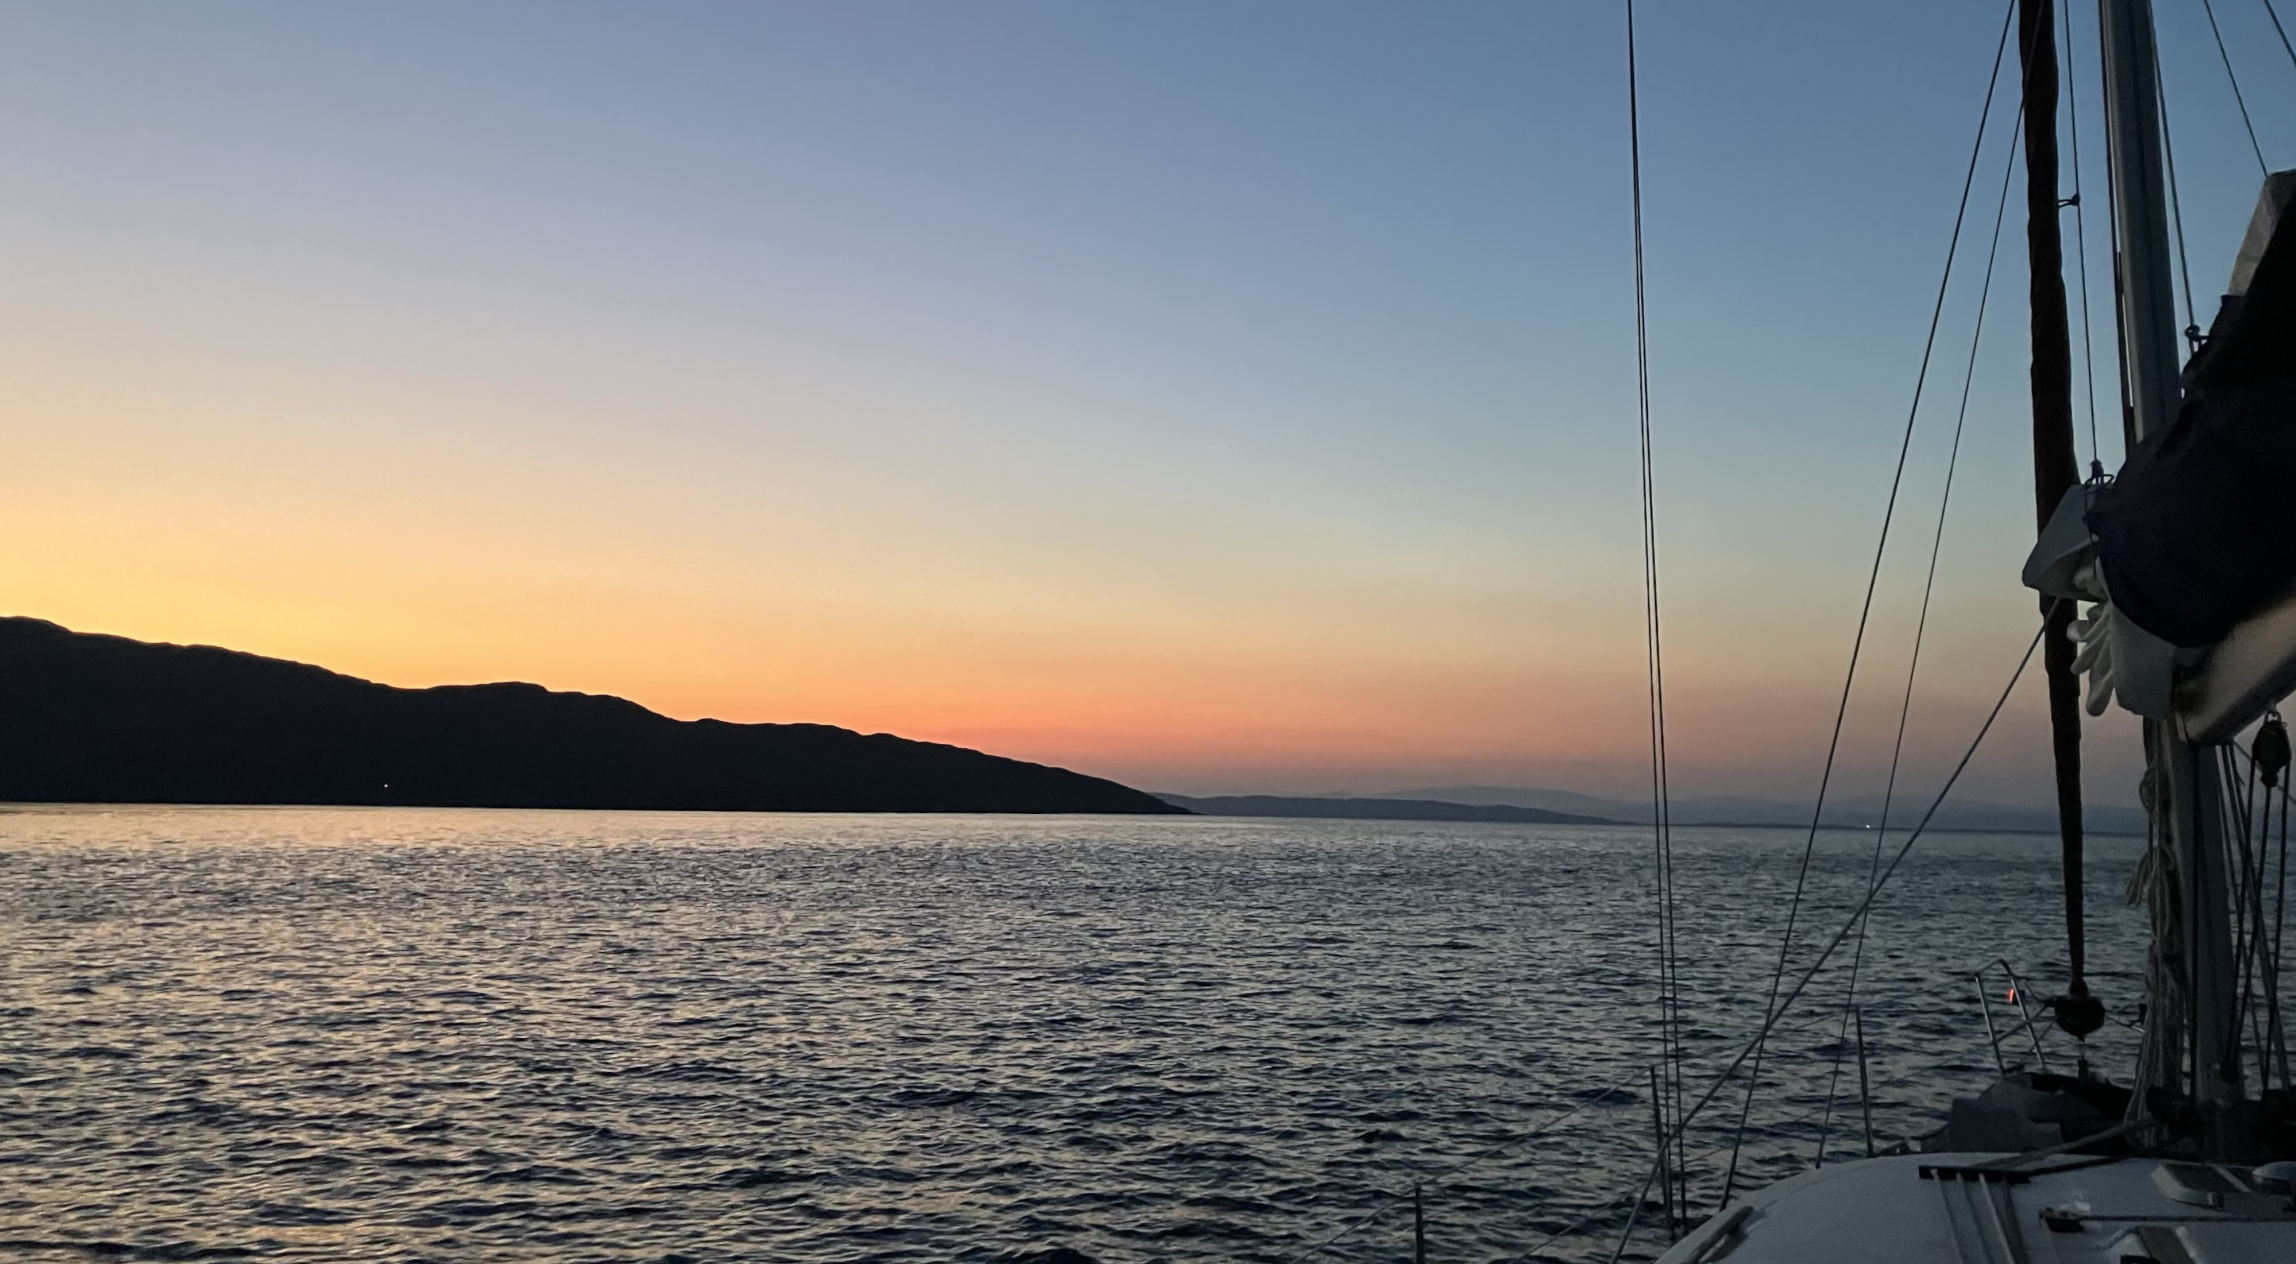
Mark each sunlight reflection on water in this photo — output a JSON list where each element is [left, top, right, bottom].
[[0, 806, 2145, 1262]]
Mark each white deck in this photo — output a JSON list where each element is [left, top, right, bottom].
[[1653, 1152, 2296, 1264]]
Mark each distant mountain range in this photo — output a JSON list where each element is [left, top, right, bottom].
[[0, 618, 1180, 814], [1151, 783, 2142, 834], [1154, 794, 1613, 825], [1379, 784, 2149, 835], [0, 614, 2148, 831]]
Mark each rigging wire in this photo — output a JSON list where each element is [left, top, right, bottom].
[[2229, 740, 2296, 1095], [2246, 754, 2271, 1077], [1815, 104, 2023, 1169], [2229, 728, 2296, 1093], [2273, 748, 2292, 1092], [2063, 0, 2106, 472], [2266, 0, 2296, 78], [2200, 0, 2272, 175], [1716, 0, 2020, 1207], [1280, 1004, 1891, 1262], [2097, 4, 2136, 451], [2221, 748, 2270, 1083], [2153, 42, 2204, 345], [2249, 761, 2282, 1085], [1515, 1060, 1947, 1264], [1609, 614, 2055, 1263], [1623, 0, 1688, 1233]]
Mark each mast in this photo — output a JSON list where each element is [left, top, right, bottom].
[[2017, 0, 2099, 1045], [2096, 0, 2244, 1153], [2097, 0, 2182, 442]]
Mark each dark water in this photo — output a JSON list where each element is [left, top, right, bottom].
[[0, 807, 2146, 1263]]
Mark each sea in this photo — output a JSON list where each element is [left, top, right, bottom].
[[0, 806, 2149, 1263]]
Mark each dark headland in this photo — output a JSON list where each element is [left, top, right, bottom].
[[0, 617, 1182, 814]]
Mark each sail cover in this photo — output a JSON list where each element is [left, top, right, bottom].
[[2086, 172, 2296, 648]]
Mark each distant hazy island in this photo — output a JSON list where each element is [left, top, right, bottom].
[[1156, 793, 1615, 825], [0, 617, 1181, 814], [1157, 788, 2146, 834]]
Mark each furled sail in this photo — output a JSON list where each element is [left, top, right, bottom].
[[2087, 171, 2296, 647], [2025, 172, 2296, 734]]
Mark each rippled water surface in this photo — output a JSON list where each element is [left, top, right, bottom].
[[0, 807, 2148, 1262]]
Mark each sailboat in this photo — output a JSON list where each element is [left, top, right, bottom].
[[1641, 0, 2296, 1260]]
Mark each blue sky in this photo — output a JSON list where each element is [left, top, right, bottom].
[[2, 1, 2289, 802]]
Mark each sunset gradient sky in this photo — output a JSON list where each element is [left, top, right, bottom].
[[6, 2, 2291, 802]]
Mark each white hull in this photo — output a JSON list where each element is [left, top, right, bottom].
[[1656, 1151, 2295, 1264]]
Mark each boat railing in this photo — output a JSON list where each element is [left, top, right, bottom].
[[1973, 958, 2054, 1076]]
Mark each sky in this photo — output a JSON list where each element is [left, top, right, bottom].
[[4, 1, 2292, 804]]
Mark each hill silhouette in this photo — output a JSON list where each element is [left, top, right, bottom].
[[0, 617, 1181, 814]]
